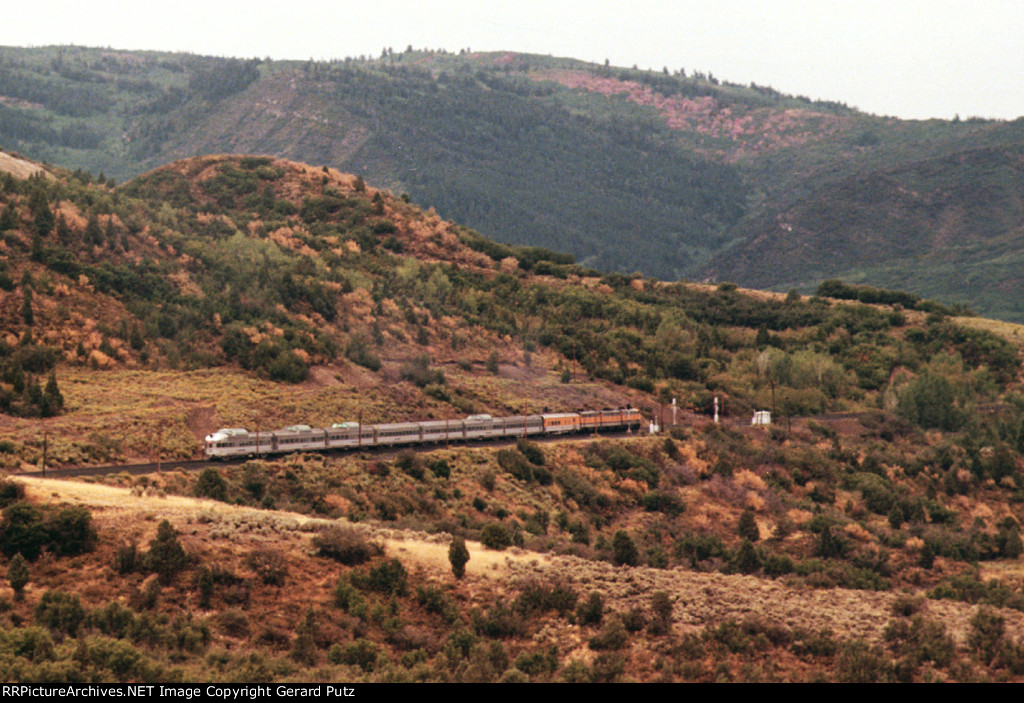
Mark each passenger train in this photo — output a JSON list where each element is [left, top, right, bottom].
[[204, 408, 643, 459]]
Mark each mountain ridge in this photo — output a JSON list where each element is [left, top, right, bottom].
[[1, 45, 1023, 319]]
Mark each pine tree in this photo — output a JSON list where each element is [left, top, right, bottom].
[[55, 214, 71, 244], [816, 525, 845, 559], [8, 363, 25, 394], [129, 325, 145, 351], [84, 213, 102, 247], [8, 553, 29, 600], [0, 204, 15, 232], [576, 591, 604, 625], [147, 520, 187, 584], [290, 608, 319, 665], [30, 234, 44, 261], [448, 536, 469, 579], [612, 530, 639, 566], [887, 503, 905, 530], [42, 371, 64, 417], [28, 188, 53, 237], [195, 468, 227, 501], [1000, 527, 1022, 559], [20, 287, 33, 326], [738, 507, 760, 542], [26, 378, 43, 408], [919, 541, 935, 569], [104, 216, 117, 248], [733, 539, 762, 574], [650, 591, 673, 634]]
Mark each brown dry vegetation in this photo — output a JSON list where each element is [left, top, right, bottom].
[[534, 69, 849, 160], [5, 471, 1024, 683], [0, 150, 49, 180]]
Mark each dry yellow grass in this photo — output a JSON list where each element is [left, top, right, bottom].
[[0, 335, 650, 471], [956, 316, 1024, 349], [0, 150, 48, 179]]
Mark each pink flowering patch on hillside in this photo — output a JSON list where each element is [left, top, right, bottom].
[[535, 70, 850, 158]]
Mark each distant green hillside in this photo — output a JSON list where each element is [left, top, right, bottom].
[[703, 136, 1024, 320], [2, 46, 1023, 319]]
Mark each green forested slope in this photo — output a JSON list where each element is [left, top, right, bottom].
[[2, 46, 1023, 318]]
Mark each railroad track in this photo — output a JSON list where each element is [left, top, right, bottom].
[[21, 458, 216, 479], [19, 428, 643, 479], [24, 402, 1009, 481]]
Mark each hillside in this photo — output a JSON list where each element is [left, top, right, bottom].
[[6, 471, 1024, 683], [2, 153, 1024, 681], [703, 137, 1024, 321], [1, 46, 1023, 319]]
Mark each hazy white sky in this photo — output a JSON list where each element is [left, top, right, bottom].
[[6, 0, 1023, 120]]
